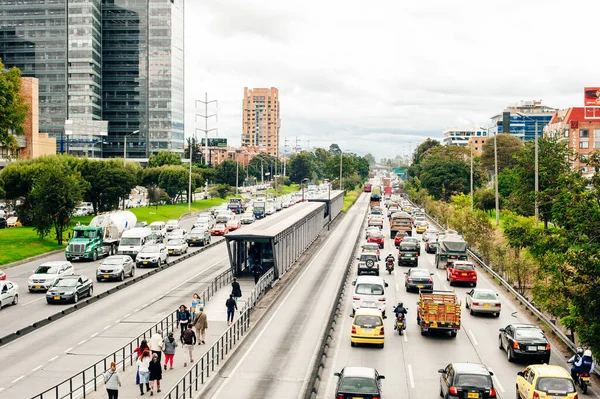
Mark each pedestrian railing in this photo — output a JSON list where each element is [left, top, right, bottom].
[[162, 267, 276, 399], [32, 268, 233, 399]]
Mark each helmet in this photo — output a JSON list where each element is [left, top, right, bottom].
[[584, 349, 592, 357], [388, 253, 393, 257], [577, 347, 584, 355], [398, 302, 403, 307]]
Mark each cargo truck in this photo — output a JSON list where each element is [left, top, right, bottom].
[[435, 234, 468, 269], [66, 211, 136, 261], [382, 177, 391, 188], [417, 289, 461, 337], [390, 211, 413, 238], [253, 201, 266, 219]]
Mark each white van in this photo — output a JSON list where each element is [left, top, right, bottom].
[[118, 227, 153, 260], [149, 221, 167, 237], [351, 275, 389, 316]]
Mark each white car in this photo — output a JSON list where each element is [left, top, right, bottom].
[[168, 228, 187, 240], [165, 219, 180, 232], [192, 221, 210, 231], [0, 281, 18, 308], [136, 244, 168, 268], [422, 229, 439, 242], [166, 238, 188, 256], [28, 261, 75, 292], [195, 214, 214, 228], [96, 255, 135, 282], [465, 288, 502, 317], [240, 213, 255, 224]]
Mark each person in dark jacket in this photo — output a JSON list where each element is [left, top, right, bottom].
[[226, 294, 237, 326], [176, 305, 191, 339], [181, 324, 196, 367], [148, 353, 162, 395], [231, 278, 242, 302], [251, 263, 263, 284]]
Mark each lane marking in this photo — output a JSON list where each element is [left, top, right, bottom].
[[49, 356, 59, 362], [64, 347, 72, 353], [468, 329, 479, 346], [0, 388, 4, 393], [31, 365, 42, 372], [395, 283, 399, 292], [141, 303, 148, 308], [90, 333, 98, 338], [407, 364, 415, 388], [489, 369, 505, 392], [133, 308, 139, 312], [115, 319, 121, 323], [103, 325, 111, 330], [78, 339, 87, 345], [124, 313, 131, 318], [20, 297, 44, 306], [404, 329, 408, 342], [11, 375, 25, 384]]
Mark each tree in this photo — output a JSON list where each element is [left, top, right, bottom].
[[80, 159, 138, 213], [475, 188, 496, 214], [288, 151, 314, 183], [215, 160, 242, 187], [329, 143, 342, 155], [158, 166, 189, 202], [147, 184, 169, 209], [148, 151, 182, 168], [0, 59, 29, 150], [28, 159, 88, 244], [184, 137, 204, 166], [480, 133, 523, 173], [364, 153, 376, 167], [418, 146, 470, 201], [412, 138, 441, 165]]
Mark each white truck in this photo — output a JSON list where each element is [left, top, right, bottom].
[[117, 227, 153, 260]]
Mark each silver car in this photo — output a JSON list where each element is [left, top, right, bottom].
[[166, 238, 188, 255], [96, 255, 135, 282], [136, 244, 168, 268], [465, 288, 501, 316]]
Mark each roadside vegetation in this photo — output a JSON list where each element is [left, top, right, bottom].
[[342, 187, 362, 213]]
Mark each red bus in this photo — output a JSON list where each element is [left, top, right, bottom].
[[363, 183, 373, 192]]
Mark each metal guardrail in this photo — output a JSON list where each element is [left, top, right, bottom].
[[162, 267, 276, 399], [32, 266, 233, 399]]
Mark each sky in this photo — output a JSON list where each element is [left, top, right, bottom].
[[183, 0, 599, 160]]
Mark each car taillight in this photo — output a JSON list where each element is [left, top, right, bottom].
[[399, 252, 403, 256], [376, 264, 379, 268], [574, 394, 579, 399], [378, 298, 385, 302], [545, 344, 551, 350], [449, 386, 458, 395], [472, 302, 479, 306], [533, 392, 540, 399], [497, 303, 501, 307], [408, 278, 413, 282], [353, 297, 360, 301], [489, 388, 497, 398], [513, 341, 520, 349], [415, 252, 419, 257], [379, 327, 384, 335], [351, 326, 356, 334], [428, 278, 432, 283], [336, 395, 344, 399]]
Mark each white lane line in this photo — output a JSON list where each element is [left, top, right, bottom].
[[90, 333, 98, 338], [31, 365, 43, 372], [124, 313, 131, 318], [141, 303, 148, 308], [49, 356, 59, 362], [395, 283, 399, 292], [0, 388, 4, 392], [103, 325, 111, 330], [133, 308, 139, 312], [11, 375, 25, 384], [78, 339, 87, 345], [20, 297, 44, 306], [407, 364, 415, 388], [64, 347, 72, 353], [443, 284, 449, 290], [115, 319, 121, 323], [489, 369, 505, 392], [468, 329, 479, 346], [404, 329, 408, 342]]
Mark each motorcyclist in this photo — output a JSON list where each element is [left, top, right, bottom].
[[385, 253, 395, 266], [393, 302, 407, 329], [568, 347, 584, 367], [571, 349, 595, 381]]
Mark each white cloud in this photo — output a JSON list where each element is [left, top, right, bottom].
[[184, 0, 600, 159]]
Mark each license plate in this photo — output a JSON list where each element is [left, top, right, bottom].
[[352, 397, 364, 399], [537, 346, 546, 351], [35, 285, 41, 289], [363, 328, 372, 333], [484, 303, 490, 307], [430, 322, 438, 328], [53, 296, 60, 300], [143, 262, 148, 265], [462, 273, 468, 276], [417, 285, 423, 288], [169, 250, 173, 254], [363, 301, 375, 307], [192, 239, 196, 242], [527, 346, 537, 351], [467, 393, 479, 399]]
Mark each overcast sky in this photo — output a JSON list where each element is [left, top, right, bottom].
[[183, 0, 598, 159]]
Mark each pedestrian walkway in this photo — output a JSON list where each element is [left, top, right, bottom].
[[86, 277, 255, 398]]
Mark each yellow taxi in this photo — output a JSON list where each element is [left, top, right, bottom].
[[516, 364, 578, 399], [350, 308, 385, 348], [415, 221, 429, 234]]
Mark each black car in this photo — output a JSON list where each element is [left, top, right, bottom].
[[403, 237, 421, 255], [0, 217, 6, 229], [438, 362, 497, 399], [425, 238, 438, 254], [405, 268, 433, 292], [46, 275, 93, 304], [498, 324, 551, 363], [398, 242, 419, 266], [334, 366, 385, 399]]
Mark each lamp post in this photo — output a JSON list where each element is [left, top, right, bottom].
[[470, 133, 474, 213], [91, 140, 107, 159], [123, 130, 139, 167], [301, 178, 309, 202], [187, 135, 195, 212], [516, 113, 539, 226]]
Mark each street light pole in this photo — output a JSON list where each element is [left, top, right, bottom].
[[123, 130, 139, 167], [187, 136, 194, 212], [534, 119, 539, 226], [470, 135, 474, 213]]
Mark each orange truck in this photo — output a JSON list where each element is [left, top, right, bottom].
[[417, 290, 461, 337]]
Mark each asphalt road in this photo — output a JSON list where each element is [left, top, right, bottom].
[[0, 213, 225, 338], [317, 205, 600, 398], [199, 193, 370, 399]]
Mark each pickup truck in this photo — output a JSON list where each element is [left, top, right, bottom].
[[417, 290, 461, 337]]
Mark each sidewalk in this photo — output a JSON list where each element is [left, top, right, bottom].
[[87, 277, 256, 398]]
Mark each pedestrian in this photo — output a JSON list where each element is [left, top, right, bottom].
[[149, 330, 163, 364], [103, 362, 121, 399], [252, 263, 263, 284], [133, 339, 149, 358], [231, 278, 242, 302], [190, 293, 202, 322], [226, 294, 237, 326], [181, 324, 196, 367], [148, 353, 162, 395], [163, 331, 178, 371], [136, 350, 151, 396], [176, 305, 191, 339], [192, 306, 208, 345]]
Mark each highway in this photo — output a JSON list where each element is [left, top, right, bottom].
[[0, 213, 224, 338], [200, 193, 370, 398], [316, 204, 599, 398]]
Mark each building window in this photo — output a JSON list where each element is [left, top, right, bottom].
[[582, 167, 589, 174], [581, 154, 589, 162], [481, 140, 485, 145], [580, 129, 589, 138], [475, 140, 478, 144], [580, 141, 589, 149]]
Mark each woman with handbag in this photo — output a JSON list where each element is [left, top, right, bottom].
[[103, 362, 121, 399]]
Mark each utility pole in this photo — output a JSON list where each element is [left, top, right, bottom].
[[295, 136, 300, 153], [306, 139, 310, 151], [339, 150, 343, 191], [261, 161, 264, 185], [494, 128, 499, 225], [283, 137, 288, 176], [195, 93, 218, 200], [534, 119, 539, 226], [470, 136, 474, 213]]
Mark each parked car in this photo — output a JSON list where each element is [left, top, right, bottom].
[[136, 244, 168, 267], [186, 228, 210, 246], [439, 363, 497, 399], [499, 324, 551, 363], [166, 238, 188, 256], [465, 288, 501, 317], [334, 367, 385, 398], [0, 280, 18, 308], [28, 261, 75, 292], [96, 255, 135, 281], [46, 275, 93, 304]]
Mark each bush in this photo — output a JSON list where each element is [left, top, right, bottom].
[[210, 184, 230, 199]]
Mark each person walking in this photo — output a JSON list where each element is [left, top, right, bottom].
[[226, 294, 237, 326], [251, 263, 263, 284], [192, 306, 208, 345], [163, 331, 177, 370], [149, 330, 164, 364], [148, 353, 162, 395], [190, 293, 202, 322], [181, 324, 197, 367], [176, 305, 191, 339], [136, 350, 151, 395], [231, 278, 242, 302], [133, 339, 149, 386], [103, 362, 121, 399]]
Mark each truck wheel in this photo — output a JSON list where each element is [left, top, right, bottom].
[[92, 250, 98, 261], [450, 331, 457, 338], [420, 328, 426, 336]]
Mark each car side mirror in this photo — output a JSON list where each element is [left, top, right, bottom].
[[384, 282, 389, 287], [349, 314, 354, 318], [499, 328, 505, 332], [377, 375, 385, 380], [334, 372, 341, 377], [430, 273, 434, 275], [351, 281, 356, 286], [383, 315, 387, 319], [438, 369, 446, 374], [517, 371, 523, 377], [356, 257, 360, 260]]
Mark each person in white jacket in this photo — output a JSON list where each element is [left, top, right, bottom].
[[149, 330, 164, 364]]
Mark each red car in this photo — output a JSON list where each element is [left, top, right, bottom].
[[211, 223, 229, 236], [226, 219, 241, 231], [447, 261, 477, 287], [367, 231, 385, 249], [0, 270, 5, 280], [394, 231, 408, 247]]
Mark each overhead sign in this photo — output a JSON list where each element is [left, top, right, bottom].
[[584, 87, 600, 106], [200, 138, 228, 147]]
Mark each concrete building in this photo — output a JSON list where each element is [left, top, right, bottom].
[[0, 0, 184, 160], [490, 100, 555, 140], [443, 128, 488, 155], [544, 107, 600, 178], [242, 87, 280, 157]]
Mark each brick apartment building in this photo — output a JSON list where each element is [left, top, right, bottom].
[[242, 87, 280, 157]]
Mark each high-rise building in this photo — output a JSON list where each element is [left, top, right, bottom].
[[490, 100, 555, 141], [242, 87, 280, 157], [0, 0, 184, 160]]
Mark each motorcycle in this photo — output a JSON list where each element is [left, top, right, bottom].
[[386, 259, 394, 274], [395, 310, 408, 335], [575, 372, 591, 394]]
